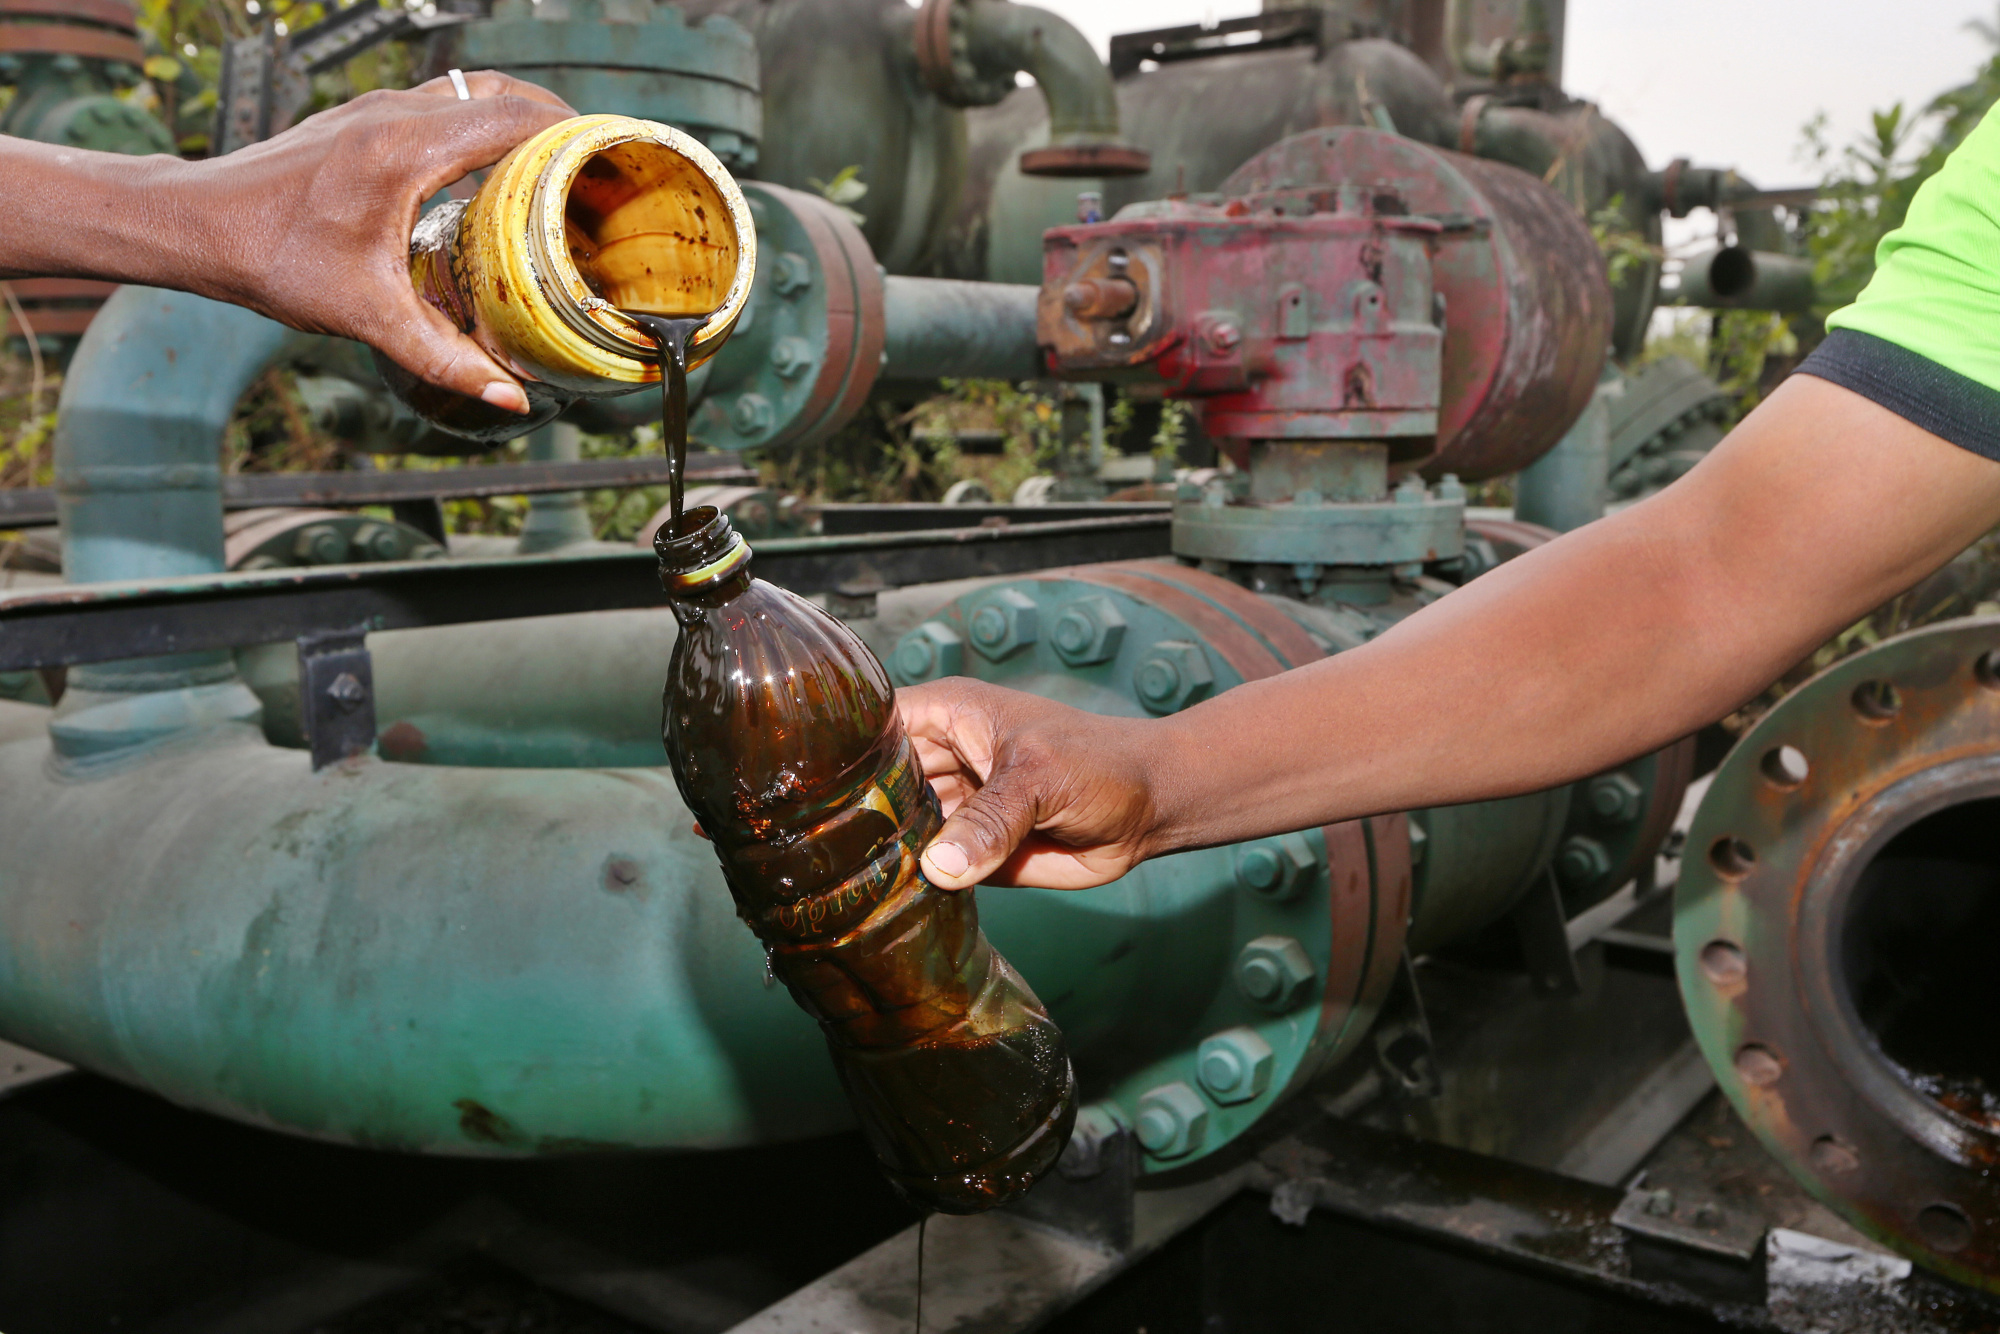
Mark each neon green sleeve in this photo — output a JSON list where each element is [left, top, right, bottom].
[[1826, 108, 2000, 393]]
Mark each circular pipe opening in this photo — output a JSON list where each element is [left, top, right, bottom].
[[1707, 245, 1756, 298], [1841, 795, 2000, 1133], [1977, 650, 2000, 690]]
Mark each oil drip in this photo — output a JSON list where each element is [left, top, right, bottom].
[[624, 313, 708, 531]]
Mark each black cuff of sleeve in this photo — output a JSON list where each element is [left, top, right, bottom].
[[1794, 328, 2000, 463]]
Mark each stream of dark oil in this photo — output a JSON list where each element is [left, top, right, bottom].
[[916, 1213, 928, 1334], [624, 313, 709, 529]]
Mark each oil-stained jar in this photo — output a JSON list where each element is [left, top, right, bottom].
[[383, 113, 756, 442]]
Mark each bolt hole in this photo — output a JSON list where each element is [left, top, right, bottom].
[[1709, 836, 1756, 880], [1978, 650, 2000, 690], [1918, 1202, 1974, 1253], [1699, 940, 1747, 985], [1734, 1043, 1783, 1087], [1809, 1136, 1861, 1176], [1852, 679, 1902, 722], [1759, 744, 1810, 790]]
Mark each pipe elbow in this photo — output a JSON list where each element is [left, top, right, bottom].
[[910, 0, 1150, 178]]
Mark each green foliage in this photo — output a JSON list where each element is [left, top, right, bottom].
[[1798, 18, 2000, 311], [807, 165, 869, 228], [1589, 193, 1661, 290]]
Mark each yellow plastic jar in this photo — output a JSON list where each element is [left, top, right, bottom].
[[389, 114, 757, 442]]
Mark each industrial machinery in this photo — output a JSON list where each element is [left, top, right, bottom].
[[1, 1, 1994, 1331]]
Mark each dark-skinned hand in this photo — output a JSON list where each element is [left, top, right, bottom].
[[0, 70, 573, 412]]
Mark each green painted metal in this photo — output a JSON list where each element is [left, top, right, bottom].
[[1513, 368, 1612, 534], [878, 275, 1042, 383], [1676, 245, 1817, 314], [0, 53, 171, 155], [1172, 487, 1464, 568], [461, 0, 762, 169], [49, 288, 318, 761]]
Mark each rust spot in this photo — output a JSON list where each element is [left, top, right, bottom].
[[378, 720, 427, 761], [1342, 362, 1374, 408], [494, 278, 508, 304], [454, 1098, 518, 1145]]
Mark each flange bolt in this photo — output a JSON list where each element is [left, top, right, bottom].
[[1236, 935, 1315, 1011], [889, 621, 964, 685], [966, 590, 1038, 660], [1234, 833, 1316, 901], [1052, 595, 1127, 666], [1554, 835, 1613, 890], [1197, 1027, 1275, 1104], [1134, 1081, 1208, 1159], [1134, 641, 1212, 714], [1586, 773, 1643, 825]]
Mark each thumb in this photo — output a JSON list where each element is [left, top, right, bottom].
[[921, 768, 1041, 891]]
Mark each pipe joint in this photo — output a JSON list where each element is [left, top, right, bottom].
[[912, 0, 1150, 178]]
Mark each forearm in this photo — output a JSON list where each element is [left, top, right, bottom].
[[1144, 377, 2000, 853], [0, 138, 217, 292]]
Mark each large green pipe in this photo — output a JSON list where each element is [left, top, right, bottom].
[[881, 276, 1042, 383]]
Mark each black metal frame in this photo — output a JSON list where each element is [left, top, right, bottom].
[[0, 454, 755, 529]]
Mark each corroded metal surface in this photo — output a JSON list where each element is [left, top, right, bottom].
[[1678, 615, 2000, 1289]]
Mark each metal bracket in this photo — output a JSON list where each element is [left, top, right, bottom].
[[1004, 1113, 1137, 1252], [1511, 868, 1583, 998], [297, 628, 376, 771], [1370, 948, 1441, 1098], [1613, 1176, 1768, 1305]]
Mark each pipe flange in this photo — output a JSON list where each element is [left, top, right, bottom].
[[1677, 615, 2000, 1289], [1172, 494, 1464, 568], [913, 0, 1015, 107]]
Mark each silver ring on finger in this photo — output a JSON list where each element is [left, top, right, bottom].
[[448, 68, 471, 101]]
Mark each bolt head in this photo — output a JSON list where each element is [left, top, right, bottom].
[[293, 525, 350, 566], [1586, 772, 1644, 825], [1554, 835, 1613, 889], [771, 252, 813, 297], [890, 621, 964, 685], [1233, 832, 1315, 901], [1236, 935, 1315, 1011], [1133, 1081, 1208, 1159], [325, 672, 368, 709], [1051, 594, 1127, 666], [1196, 1027, 1275, 1104], [1206, 320, 1242, 352], [1133, 640, 1212, 714], [730, 394, 775, 435], [965, 589, 1039, 661], [770, 335, 815, 379]]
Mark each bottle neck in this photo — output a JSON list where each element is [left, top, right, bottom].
[[657, 506, 753, 605]]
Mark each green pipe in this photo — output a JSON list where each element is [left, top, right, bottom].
[[961, 0, 1122, 146], [881, 275, 1043, 382], [1676, 245, 1816, 314], [50, 288, 319, 760]]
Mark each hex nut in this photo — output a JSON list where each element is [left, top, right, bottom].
[[771, 251, 814, 297], [890, 622, 964, 685], [1554, 835, 1613, 889], [967, 589, 1039, 661], [1134, 1081, 1208, 1159], [1058, 1102, 1127, 1179], [293, 524, 350, 566], [1234, 832, 1316, 901], [353, 522, 404, 562], [1236, 935, 1315, 1011], [1587, 773, 1644, 825], [731, 394, 776, 435], [1134, 640, 1213, 714], [770, 336, 815, 379], [1052, 595, 1128, 666], [1196, 1027, 1275, 1104]]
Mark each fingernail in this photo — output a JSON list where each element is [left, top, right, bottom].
[[924, 841, 970, 882], [481, 381, 529, 414]]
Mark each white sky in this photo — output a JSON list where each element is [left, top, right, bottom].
[[1038, 1, 1995, 192]]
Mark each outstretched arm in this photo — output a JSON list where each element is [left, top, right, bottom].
[[900, 375, 2000, 890], [0, 70, 571, 412]]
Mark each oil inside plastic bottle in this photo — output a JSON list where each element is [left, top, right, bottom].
[[653, 495, 1076, 1215]]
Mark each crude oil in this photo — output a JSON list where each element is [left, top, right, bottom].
[[653, 477, 1076, 1214]]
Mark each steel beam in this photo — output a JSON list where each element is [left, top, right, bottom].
[[0, 515, 1173, 673]]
